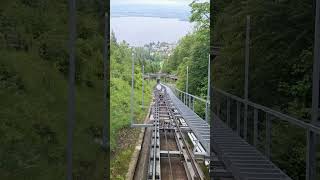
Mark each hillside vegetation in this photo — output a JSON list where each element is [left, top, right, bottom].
[[0, 0, 154, 179], [110, 35, 156, 179]]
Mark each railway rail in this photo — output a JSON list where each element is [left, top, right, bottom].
[[144, 83, 207, 180]]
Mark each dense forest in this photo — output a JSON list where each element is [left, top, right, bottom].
[[0, 0, 154, 179], [164, 0, 319, 179]]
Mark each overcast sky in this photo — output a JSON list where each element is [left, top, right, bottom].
[[111, 0, 194, 6]]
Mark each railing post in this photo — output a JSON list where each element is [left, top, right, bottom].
[[217, 103, 220, 118], [227, 97, 230, 126], [236, 101, 240, 136], [253, 108, 258, 147], [189, 95, 191, 108], [186, 93, 188, 105], [205, 101, 209, 122], [307, 0, 320, 179], [265, 113, 271, 159], [186, 66, 189, 106], [244, 15, 251, 140], [192, 97, 195, 111]]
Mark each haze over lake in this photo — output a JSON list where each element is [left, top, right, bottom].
[[111, 17, 194, 46], [111, 2, 194, 46]]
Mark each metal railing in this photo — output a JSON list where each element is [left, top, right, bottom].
[[168, 85, 210, 122], [167, 84, 319, 179], [213, 87, 320, 178]]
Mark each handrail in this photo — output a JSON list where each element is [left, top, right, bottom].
[[214, 88, 320, 135], [172, 86, 208, 103], [169, 85, 320, 135]]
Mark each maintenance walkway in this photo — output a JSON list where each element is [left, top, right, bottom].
[[163, 84, 293, 180]]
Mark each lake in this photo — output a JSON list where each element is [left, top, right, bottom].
[[111, 16, 194, 46]]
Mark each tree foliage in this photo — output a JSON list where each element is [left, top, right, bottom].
[[162, 0, 210, 98], [0, 1, 153, 179]]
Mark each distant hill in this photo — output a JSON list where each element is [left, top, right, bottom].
[[111, 4, 191, 21]]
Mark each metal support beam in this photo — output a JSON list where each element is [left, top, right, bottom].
[[307, 0, 320, 179], [265, 113, 271, 159], [205, 102, 208, 123], [102, 12, 109, 149], [206, 54, 210, 122], [244, 15, 251, 140], [227, 97, 230, 126], [132, 124, 154, 128], [237, 101, 240, 136], [67, 0, 76, 179], [253, 108, 258, 147]]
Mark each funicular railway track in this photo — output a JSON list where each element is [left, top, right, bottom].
[[145, 83, 205, 180]]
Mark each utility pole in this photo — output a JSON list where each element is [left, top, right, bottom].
[[186, 66, 189, 105], [131, 51, 135, 126], [244, 15, 250, 140], [67, 0, 76, 179], [142, 65, 144, 108], [307, 0, 320, 179]]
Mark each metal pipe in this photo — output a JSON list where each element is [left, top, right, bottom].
[[67, 0, 76, 179]]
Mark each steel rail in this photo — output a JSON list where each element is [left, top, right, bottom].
[[164, 117, 174, 180], [165, 90, 202, 179], [175, 117, 202, 180], [163, 85, 204, 179], [163, 97, 174, 180]]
